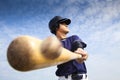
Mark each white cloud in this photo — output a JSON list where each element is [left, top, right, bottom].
[[1, 0, 120, 80], [88, 22, 120, 45], [65, 1, 120, 80]]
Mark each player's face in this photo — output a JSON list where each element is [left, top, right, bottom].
[[58, 22, 69, 34]]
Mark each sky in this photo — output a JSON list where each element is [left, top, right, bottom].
[[0, 0, 120, 80]]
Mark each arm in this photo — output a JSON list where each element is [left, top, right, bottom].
[[74, 48, 88, 63], [71, 35, 88, 63]]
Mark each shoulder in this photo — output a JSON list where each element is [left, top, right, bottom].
[[62, 35, 80, 43], [68, 35, 82, 41], [65, 35, 82, 43], [69, 35, 87, 48], [71, 35, 79, 38]]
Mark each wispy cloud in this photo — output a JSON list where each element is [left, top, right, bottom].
[[61, 1, 120, 80], [0, 0, 120, 80]]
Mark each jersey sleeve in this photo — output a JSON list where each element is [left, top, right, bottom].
[[71, 35, 87, 51]]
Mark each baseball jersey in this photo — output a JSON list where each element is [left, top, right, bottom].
[[56, 35, 87, 76]]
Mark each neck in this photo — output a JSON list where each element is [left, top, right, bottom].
[[56, 32, 67, 40]]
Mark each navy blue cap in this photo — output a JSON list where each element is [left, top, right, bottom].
[[49, 16, 71, 34]]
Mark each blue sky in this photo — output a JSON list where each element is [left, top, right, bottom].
[[0, 0, 120, 80]]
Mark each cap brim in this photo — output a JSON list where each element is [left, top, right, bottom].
[[59, 18, 71, 25]]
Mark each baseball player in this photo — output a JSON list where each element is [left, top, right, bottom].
[[48, 16, 88, 80]]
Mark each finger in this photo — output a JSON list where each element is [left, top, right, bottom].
[[74, 50, 81, 54]]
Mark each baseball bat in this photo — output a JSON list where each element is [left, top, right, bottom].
[[7, 36, 82, 71]]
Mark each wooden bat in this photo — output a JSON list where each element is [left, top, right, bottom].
[[7, 36, 81, 71]]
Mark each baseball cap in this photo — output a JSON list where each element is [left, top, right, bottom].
[[49, 16, 71, 34]]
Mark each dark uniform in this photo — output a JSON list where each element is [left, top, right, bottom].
[[56, 35, 87, 80], [48, 16, 88, 80]]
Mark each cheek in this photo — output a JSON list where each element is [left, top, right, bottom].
[[58, 26, 65, 31], [58, 25, 69, 32], [64, 26, 69, 31]]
